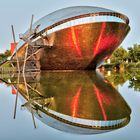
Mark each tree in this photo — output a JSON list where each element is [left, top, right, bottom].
[[128, 44, 140, 63], [0, 50, 11, 62], [110, 47, 128, 63]]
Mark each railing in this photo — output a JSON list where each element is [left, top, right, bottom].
[[33, 11, 129, 39]]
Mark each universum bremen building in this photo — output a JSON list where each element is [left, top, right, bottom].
[[10, 6, 130, 71]]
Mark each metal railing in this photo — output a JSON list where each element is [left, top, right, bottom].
[[33, 11, 129, 39]]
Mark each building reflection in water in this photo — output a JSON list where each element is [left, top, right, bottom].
[[4, 71, 131, 134]]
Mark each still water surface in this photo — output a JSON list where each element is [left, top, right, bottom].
[[0, 70, 140, 140]]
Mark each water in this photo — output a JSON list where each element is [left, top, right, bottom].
[[0, 70, 140, 140]]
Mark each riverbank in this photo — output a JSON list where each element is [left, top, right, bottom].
[[100, 62, 140, 71]]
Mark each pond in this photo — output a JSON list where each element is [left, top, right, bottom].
[[0, 70, 140, 140]]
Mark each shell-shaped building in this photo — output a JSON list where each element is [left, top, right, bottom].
[[12, 6, 130, 70]]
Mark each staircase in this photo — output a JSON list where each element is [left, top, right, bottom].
[[24, 45, 43, 72]]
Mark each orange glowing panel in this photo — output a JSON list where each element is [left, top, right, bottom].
[[100, 35, 118, 50], [10, 43, 17, 55], [71, 27, 82, 57], [93, 22, 119, 59], [71, 86, 82, 117], [94, 85, 107, 120], [12, 86, 16, 95], [93, 22, 106, 57]]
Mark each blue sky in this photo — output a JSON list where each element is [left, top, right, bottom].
[[0, 0, 139, 52]]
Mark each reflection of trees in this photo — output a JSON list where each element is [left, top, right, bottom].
[[102, 70, 140, 91], [103, 71, 131, 87], [128, 70, 140, 91]]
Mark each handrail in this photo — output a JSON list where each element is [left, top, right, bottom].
[[33, 11, 129, 39]]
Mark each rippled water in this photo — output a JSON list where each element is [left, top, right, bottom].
[[0, 70, 140, 140]]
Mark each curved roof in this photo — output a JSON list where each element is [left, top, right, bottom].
[[32, 6, 128, 34], [33, 6, 114, 30]]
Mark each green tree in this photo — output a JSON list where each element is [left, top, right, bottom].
[[0, 50, 11, 62], [110, 47, 128, 63], [128, 44, 140, 63]]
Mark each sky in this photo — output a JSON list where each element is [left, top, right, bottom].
[[0, 0, 139, 52]]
